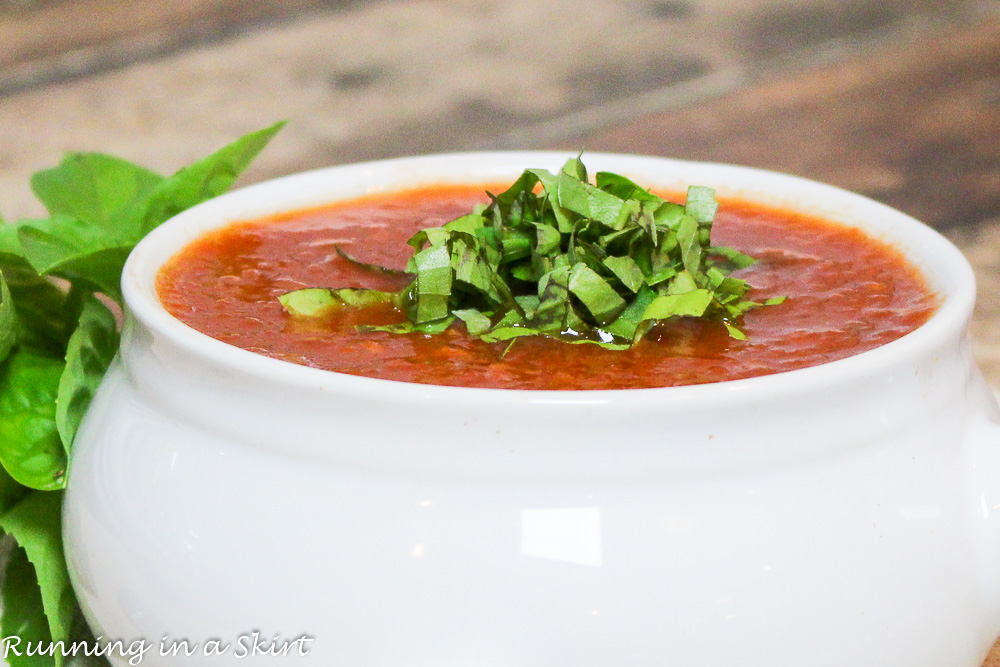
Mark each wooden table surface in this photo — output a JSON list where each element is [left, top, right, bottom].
[[3, 0, 1000, 662]]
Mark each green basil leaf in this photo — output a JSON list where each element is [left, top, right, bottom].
[[561, 156, 588, 181], [30, 153, 163, 231], [532, 222, 561, 256], [56, 296, 119, 449], [603, 285, 656, 341], [335, 245, 408, 276], [603, 256, 645, 293], [666, 270, 698, 295], [358, 317, 454, 335], [411, 243, 453, 323], [452, 241, 497, 298], [480, 326, 544, 343], [490, 170, 540, 216], [685, 185, 719, 223], [2, 542, 54, 667], [0, 270, 15, 364], [564, 336, 631, 351], [0, 464, 29, 515], [567, 263, 626, 325], [279, 287, 398, 317], [0, 221, 26, 261], [724, 323, 748, 340], [531, 265, 572, 332], [595, 171, 661, 204], [443, 212, 486, 235], [645, 265, 677, 287], [676, 213, 702, 278], [452, 309, 492, 336], [134, 121, 287, 236], [710, 245, 756, 270], [2, 266, 79, 355], [279, 287, 338, 316], [0, 352, 66, 491], [641, 289, 714, 322], [18, 221, 129, 301], [526, 168, 574, 234], [501, 229, 532, 262], [0, 490, 76, 666], [555, 170, 623, 226]]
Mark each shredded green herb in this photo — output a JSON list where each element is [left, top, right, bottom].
[[280, 157, 784, 348]]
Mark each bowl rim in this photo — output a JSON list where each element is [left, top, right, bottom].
[[121, 150, 977, 406]]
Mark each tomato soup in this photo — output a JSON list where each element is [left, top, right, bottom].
[[155, 185, 938, 390]]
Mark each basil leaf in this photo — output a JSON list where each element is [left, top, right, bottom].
[[676, 213, 702, 278], [335, 245, 408, 276], [567, 263, 626, 325], [452, 309, 492, 336], [2, 266, 79, 355], [411, 243, 453, 323], [63, 617, 114, 667], [641, 289, 714, 322], [532, 222, 561, 255], [18, 221, 130, 301], [0, 490, 76, 666], [595, 171, 661, 203], [603, 255, 644, 293], [30, 153, 162, 231], [0, 353, 66, 491], [56, 296, 119, 449], [0, 464, 29, 515], [666, 270, 698, 295], [724, 323, 748, 340], [603, 285, 656, 341], [685, 185, 719, 223], [358, 317, 454, 335], [480, 326, 544, 343], [279, 288, 337, 317], [710, 246, 756, 271], [0, 271, 15, 364], [564, 336, 631, 351], [557, 172, 624, 226], [133, 121, 286, 236], [2, 542, 54, 667], [279, 287, 397, 317], [531, 265, 573, 332], [0, 221, 26, 261], [645, 265, 677, 287]]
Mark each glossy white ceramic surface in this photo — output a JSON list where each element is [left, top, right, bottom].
[[64, 153, 1000, 666]]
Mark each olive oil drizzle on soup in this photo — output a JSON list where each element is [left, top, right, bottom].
[[156, 185, 938, 390]]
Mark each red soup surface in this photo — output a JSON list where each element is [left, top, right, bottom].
[[156, 184, 938, 390]]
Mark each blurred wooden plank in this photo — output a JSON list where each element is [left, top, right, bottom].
[[0, 0, 364, 94], [567, 17, 1000, 232]]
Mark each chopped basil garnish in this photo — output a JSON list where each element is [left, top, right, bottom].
[[282, 158, 785, 348]]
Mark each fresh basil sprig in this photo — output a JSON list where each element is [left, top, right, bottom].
[[0, 122, 284, 667], [281, 157, 784, 346]]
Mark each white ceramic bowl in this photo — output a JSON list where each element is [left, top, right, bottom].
[[64, 152, 1000, 666]]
